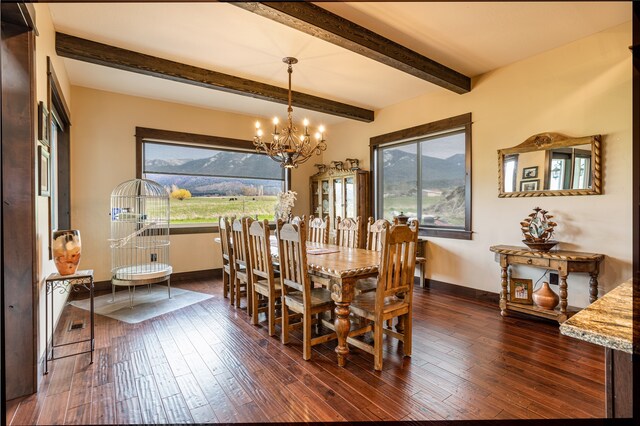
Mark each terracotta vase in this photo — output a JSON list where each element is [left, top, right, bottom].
[[52, 230, 82, 276], [532, 281, 559, 310]]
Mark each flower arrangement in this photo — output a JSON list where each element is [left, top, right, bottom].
[[274, 190, 297, 221]]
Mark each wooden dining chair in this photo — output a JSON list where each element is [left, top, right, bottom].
[[347, 223, 419, 370], [247, 219, 282, 336], [307, 215, 329, 244], [335, 216, 361, 248], [387, 217, 426, 288], [219, 216, 235, 304], [365, 217, 391, 252], [290, 215, 305, 226], [306, 215, 331, 289], [355, 217, 391, 294], [276, 219, 337, 360], [231, 217, 253, 313]]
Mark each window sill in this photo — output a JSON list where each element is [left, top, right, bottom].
[[170, 225, 218, 235], [169, 222, 278, 235], [419, 227, 472, 240]]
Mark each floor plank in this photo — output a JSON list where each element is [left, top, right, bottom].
[[115, 397, 143, 425], [135, 374, 168, 424], [91, 383, 115, 425], [162, 393, 193, 424], [10, 277, 606, 424]]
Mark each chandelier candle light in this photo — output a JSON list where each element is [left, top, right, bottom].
[[253, 57, 327, 168]]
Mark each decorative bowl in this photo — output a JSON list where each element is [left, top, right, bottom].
[[522, 240, 558, 252]]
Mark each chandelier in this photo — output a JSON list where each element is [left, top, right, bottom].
[[253, 57, 327, 168]]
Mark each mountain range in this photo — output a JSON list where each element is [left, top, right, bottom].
[[145, 151, 283, 180], [383, 150, 465, 188]]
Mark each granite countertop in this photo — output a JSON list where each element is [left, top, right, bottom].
[[560, 279, 632, 353]]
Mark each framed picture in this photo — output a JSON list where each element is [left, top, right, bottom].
[[38, 101, 49, 146], [522, 166, 538, 179], [510, 277, 533, 304], [520, 179, 539, 192], [39, 145, 51, 197]]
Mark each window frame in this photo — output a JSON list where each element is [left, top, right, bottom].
[[369, 113, 472, 240], [135, 127, 290, 235], [47, 57, 72, 256]]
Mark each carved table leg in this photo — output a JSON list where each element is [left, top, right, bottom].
[[499, 261, 508, 316], [330, 277, 356, 367], [559, 272, 568, 322], [589, 272, 599, 303], [334, 302, 351, 367]]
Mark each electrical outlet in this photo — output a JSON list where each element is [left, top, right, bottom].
[[549, 272, 558, 285], [150, 253, 157, 262]]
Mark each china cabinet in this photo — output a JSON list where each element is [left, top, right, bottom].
[[310, 164, 370, 237]]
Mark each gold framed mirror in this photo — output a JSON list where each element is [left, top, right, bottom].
[[498, 132, 602, 197]]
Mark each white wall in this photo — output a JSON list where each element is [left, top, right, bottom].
[[315, 22, 632, 308], [34, 3, 72, 362]]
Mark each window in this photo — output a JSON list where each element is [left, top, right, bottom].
[[137, 128, 287, 234], [371, 113, 472, 240], [549, 147, 592, 191], [48, 57, 72, 251], [503, 154, 518, 193]]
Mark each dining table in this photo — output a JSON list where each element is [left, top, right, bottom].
[[215, 235, 380, 367]]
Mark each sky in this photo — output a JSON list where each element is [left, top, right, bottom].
[[388, 132, 465, 159], [145, 142, 219, 161]]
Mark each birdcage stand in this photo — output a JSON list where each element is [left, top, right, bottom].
[[111, 266, 172, 308], [44, 269, 94, 374]]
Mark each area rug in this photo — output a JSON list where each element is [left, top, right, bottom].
[[70, 285, 212, 324]]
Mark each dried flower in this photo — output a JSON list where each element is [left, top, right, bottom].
[[274, 190, 297, 221]]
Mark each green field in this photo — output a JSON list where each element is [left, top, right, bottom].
[[170, 196, 277, 224]]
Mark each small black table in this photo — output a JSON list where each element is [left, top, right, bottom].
[[45, 269, 94, 374]]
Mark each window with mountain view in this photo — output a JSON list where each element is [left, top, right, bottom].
[[142, 141, 285, 228], [372, 113, 472, 240]]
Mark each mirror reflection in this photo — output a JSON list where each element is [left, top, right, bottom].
[[498, 133, 601, 197]]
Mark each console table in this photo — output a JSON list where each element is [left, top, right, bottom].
[[45, 270, 95, 374], [489, 245, 604, 323]]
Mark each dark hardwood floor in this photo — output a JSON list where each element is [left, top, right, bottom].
[[7, 277, 605, 424]]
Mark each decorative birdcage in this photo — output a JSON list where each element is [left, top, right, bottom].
[[110, 178, 172, 307]]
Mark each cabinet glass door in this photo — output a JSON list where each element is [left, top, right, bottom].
[[321, 180, 330, 216], [333, 179, 343, 219], [345, 177, 355, 218], [311, 181, 320, 215]]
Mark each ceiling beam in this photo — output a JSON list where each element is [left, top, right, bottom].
[[55, 32, 374, 122], [230, 2, 471, 94]]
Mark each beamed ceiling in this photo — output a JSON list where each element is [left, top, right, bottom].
[[48, 2, 631, 125]]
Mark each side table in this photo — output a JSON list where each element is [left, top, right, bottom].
[[45, 269, 95, 374], [489, 245, 604, 323]]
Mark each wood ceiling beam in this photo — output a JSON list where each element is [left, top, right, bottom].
[[230, 2, 471, 94], [55, 32, 374, 122]]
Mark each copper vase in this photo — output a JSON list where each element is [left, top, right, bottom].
[[52, 229, 82, 276], [532, 281, 559, 310]]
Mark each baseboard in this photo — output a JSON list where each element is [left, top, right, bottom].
[[423, 278, 499, 304], [90, 269, 221, 293]]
